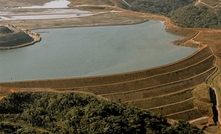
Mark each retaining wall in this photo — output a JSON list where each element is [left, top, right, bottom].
[[102, 67, 216, 102]]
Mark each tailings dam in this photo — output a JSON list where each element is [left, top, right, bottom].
[[0, 21, 216, 124], [0, 21, 196, 82]]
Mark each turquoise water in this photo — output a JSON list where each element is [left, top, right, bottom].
[[0, 21, 197, 82]]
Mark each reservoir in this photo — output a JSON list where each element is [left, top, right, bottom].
[[0, 21, 197, 82]]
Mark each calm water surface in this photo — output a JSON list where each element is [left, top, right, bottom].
[[0, 21, 197, 82], [0, 0, 94, 21], [22, 0, 70, 8]]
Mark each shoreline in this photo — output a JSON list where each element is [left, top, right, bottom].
[[0, 11, 202, 49]]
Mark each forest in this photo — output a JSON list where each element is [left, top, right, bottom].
[[0, 92, 203, 134], [119, 0, 221, 28]]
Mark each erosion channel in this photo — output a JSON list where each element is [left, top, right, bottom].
[[209, 87, 219, 124]]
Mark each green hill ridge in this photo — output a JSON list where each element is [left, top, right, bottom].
[[0, 92, 202, 134], [117, 0, 221, 28]]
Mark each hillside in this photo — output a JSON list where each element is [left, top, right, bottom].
[[0, 92, 203, 134], [117, 0, 221, 28]]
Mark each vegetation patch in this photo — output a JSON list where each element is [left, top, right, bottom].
[[119, 0, 221, 29], [170, 5, 221, 28], [125, 0, 195, 15], [0, 92, 203, 134]]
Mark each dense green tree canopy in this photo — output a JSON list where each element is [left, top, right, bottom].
[[118, 0, 221, 28], [0, 92, 203, 134]]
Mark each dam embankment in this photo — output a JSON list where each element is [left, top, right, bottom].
[[0, 45, 212, 89], [0, 45, 216, 123], [0, 21, 197, 82]]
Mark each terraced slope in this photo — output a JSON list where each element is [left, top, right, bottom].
[[0, 45, 216, 123], [125, 86, 211, 121], [95, 46, 215, 122]]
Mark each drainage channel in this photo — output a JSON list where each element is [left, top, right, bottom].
[[209, 87, 219, 124]]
